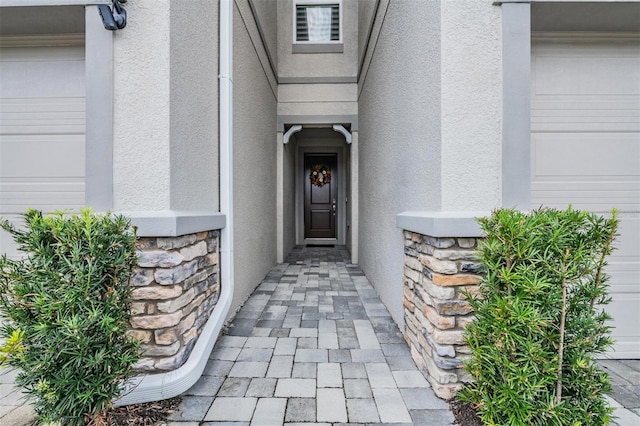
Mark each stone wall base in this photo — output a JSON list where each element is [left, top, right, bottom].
[[128, 230, 220, 372], [402, 231, 481, 400]]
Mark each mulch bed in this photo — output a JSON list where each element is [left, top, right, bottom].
[[92, 397, 182, 426], [450, 398, 483, 426]]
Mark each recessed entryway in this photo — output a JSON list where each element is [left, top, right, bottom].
[[294, 129, 348, 248]]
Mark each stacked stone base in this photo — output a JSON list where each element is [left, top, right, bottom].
[[402, 231, 481, 399], [128, 230, 220, 372]]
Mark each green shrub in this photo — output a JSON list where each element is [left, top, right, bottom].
[[460, 207, 617, 426], [0, 209, 140, 425]]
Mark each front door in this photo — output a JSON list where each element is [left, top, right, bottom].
[[304, 153, 337, 239]]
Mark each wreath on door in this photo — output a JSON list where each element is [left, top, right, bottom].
[[310, 164, 331, 187]]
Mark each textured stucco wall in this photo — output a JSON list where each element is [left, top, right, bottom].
[[249, 0, 278, 72], [440, 2, 501, 211], [113, 0, 171, 211], [357, 0, 377, 64], [170, 0, 219, 211], [277, 0, 357, 81], [357, 1, 442, 326], [232, 4, 278, 312], [113, 1, 220, 212]]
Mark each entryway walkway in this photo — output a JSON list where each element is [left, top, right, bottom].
[[1, 245, 638, 425], [167, 245, 456, 425]]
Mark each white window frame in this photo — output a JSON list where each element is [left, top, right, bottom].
[[293, 0, 343, 53]]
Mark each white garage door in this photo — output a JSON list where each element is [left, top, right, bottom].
[[0, 39, 85, 258], [532, 38, 640, 358]]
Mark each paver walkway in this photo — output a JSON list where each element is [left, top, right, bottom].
[[1, 245, 638, 425], [168, 245, 455, 425]]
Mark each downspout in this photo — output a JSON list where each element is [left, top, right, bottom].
[[116, 0, 234, 405]]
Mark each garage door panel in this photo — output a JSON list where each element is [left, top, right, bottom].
[[0, 43, 86, 258], [608, 294, 640, 358], [611, 215, 640, 267], [532, 38, 640, 358], [1, 97, 85, 135], [0, 97, 85, 113], [533, 50, 640, 97], [0, 214, 21, 260], [1, 135, 85, 177], [0, 61, 85, 98], [532, 133, 640, 177], [533, 95, 640, 112], [0, 46, 84, 99], [1, 190, 84, 207]]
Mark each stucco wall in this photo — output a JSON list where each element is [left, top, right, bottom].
[[232, 4, 278, 312], [113, 0, 171, 211], [277, 0, 357, 82], [357, 0, 442, 326], [113, 1, 220, 212], [170, 0, 219, 211], [357, 0, 377, 64], [249, 0, 278, 73], [440, 2, 501, 211]]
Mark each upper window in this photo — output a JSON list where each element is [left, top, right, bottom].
[[293, 1, 343, 53]]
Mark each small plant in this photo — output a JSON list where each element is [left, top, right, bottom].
[[460, 207, 617, 426], [0, 209, 140, 425]]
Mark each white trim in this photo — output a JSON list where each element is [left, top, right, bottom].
[[283, 124, 303, 144], [85, 6, 113, 211], [277, 114, 358, 131], [119, 211, 226, 237], [332, 124, 352, 144], [277, 132, 285, 262], [278, 76, 357, 84], [396, 211, 489, 238], [349, 131, 358, 264], [0, 0, 109, 6], [292, 42, 343, 54], [501, 1, 531, 209], [217, 0, 236, 398]]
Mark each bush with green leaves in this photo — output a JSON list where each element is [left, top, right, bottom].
[[0, 209, 140, 425], [460, 207, 617, 426]]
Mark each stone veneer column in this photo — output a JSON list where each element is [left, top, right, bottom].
[[402, 231, 482, 399], [128, 230, 220, 372]]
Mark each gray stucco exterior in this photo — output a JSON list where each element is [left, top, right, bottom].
[[2, 0, 639, 400]]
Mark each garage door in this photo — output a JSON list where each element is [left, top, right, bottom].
[[0, 39, 85, 258], [532, 38, 640, 358]]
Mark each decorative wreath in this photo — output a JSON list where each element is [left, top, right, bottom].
[[310, 164, 331, 187]]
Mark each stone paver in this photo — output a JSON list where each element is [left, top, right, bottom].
[[1, 245, 637, 425]]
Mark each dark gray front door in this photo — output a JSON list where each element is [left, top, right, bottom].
[[304, 153, 337, 239]]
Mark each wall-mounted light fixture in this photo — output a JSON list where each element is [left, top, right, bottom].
[[98, 0, 127, 31]]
